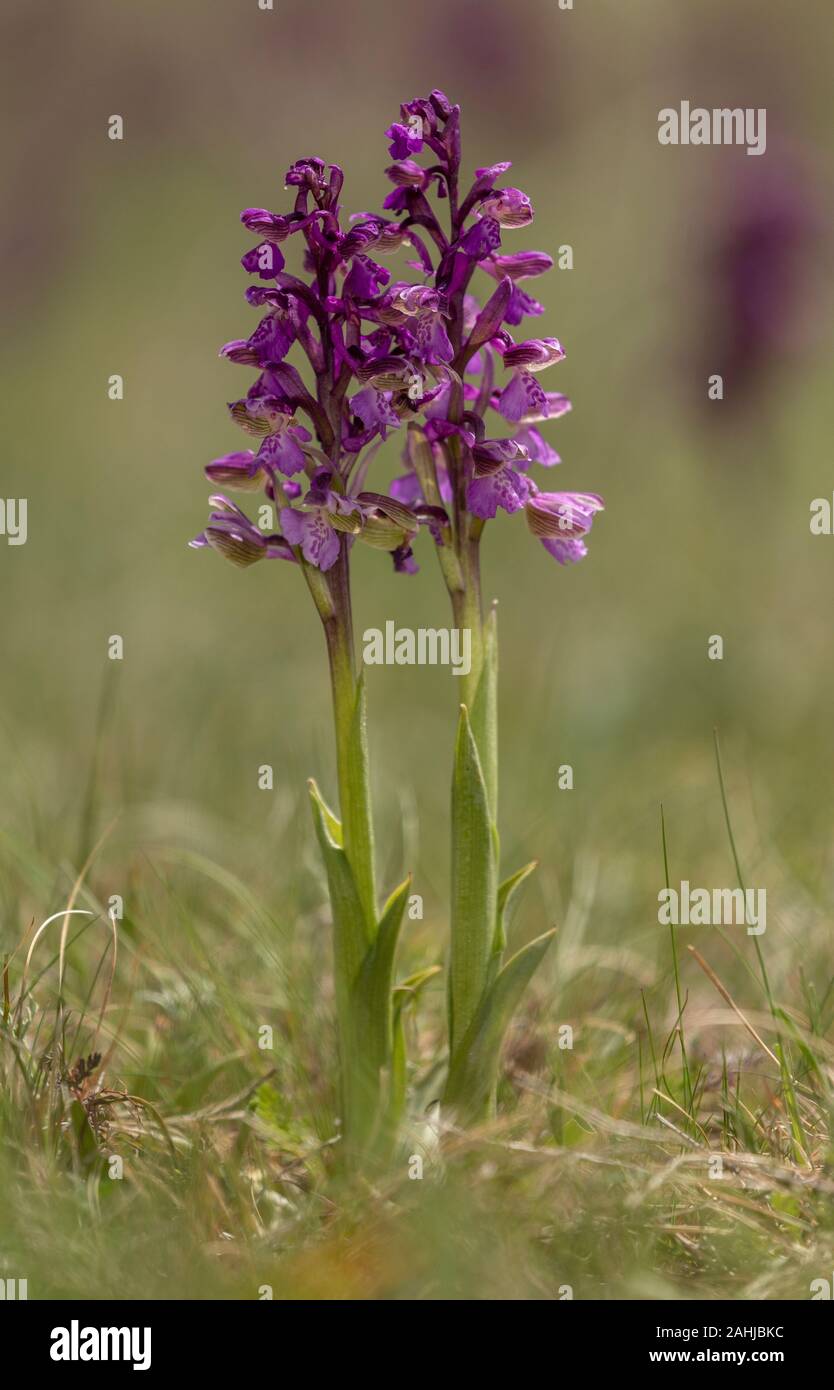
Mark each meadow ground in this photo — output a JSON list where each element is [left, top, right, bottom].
[[3, 544, 834, 1300]]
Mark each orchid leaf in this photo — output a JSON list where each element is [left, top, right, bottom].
[[308, 777, 378, 1146], [308, 777, 371, 993], [339, 874, 411, 1152], [490, 858, 539, 980], [469, 602, 498, 822], [308, 779, 342, 846], [354, 875, 411, 1072], [390, 966, 442, 1134], [449, 705, 497, 1055], [445, 928, 556, 1119], [343, 671, 377, 929]]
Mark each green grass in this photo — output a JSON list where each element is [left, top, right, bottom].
[[2, 716, 833, 1301]]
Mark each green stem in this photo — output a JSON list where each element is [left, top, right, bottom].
[[450, 535, 485, 713], [321, 545, 377, 928], [305, 541, 387, 1161], [449, 530, 497, 821], [443, 526, 499, 1103]]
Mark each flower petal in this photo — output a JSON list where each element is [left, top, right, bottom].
[[467, 465, 530, 518]]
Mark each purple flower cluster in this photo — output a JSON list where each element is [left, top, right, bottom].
[[191, 155, 429, 573], [380, 91, 603, 567], [193, 93, 602, 574]]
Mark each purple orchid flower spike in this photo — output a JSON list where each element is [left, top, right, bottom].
[[368, 91, 601, 588]]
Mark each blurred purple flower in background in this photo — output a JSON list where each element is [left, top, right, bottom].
[[695, 150, 823, 413]]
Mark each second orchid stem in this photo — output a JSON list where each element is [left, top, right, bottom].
[[322, 547, 377, 927]]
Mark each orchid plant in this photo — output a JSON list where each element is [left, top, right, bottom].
[[379, 92, 604, 1119], [191, 159, 429, 1162], [193, 92, 603, 1158]]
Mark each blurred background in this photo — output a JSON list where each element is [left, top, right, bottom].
[[1, 0, 833, 1299]]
